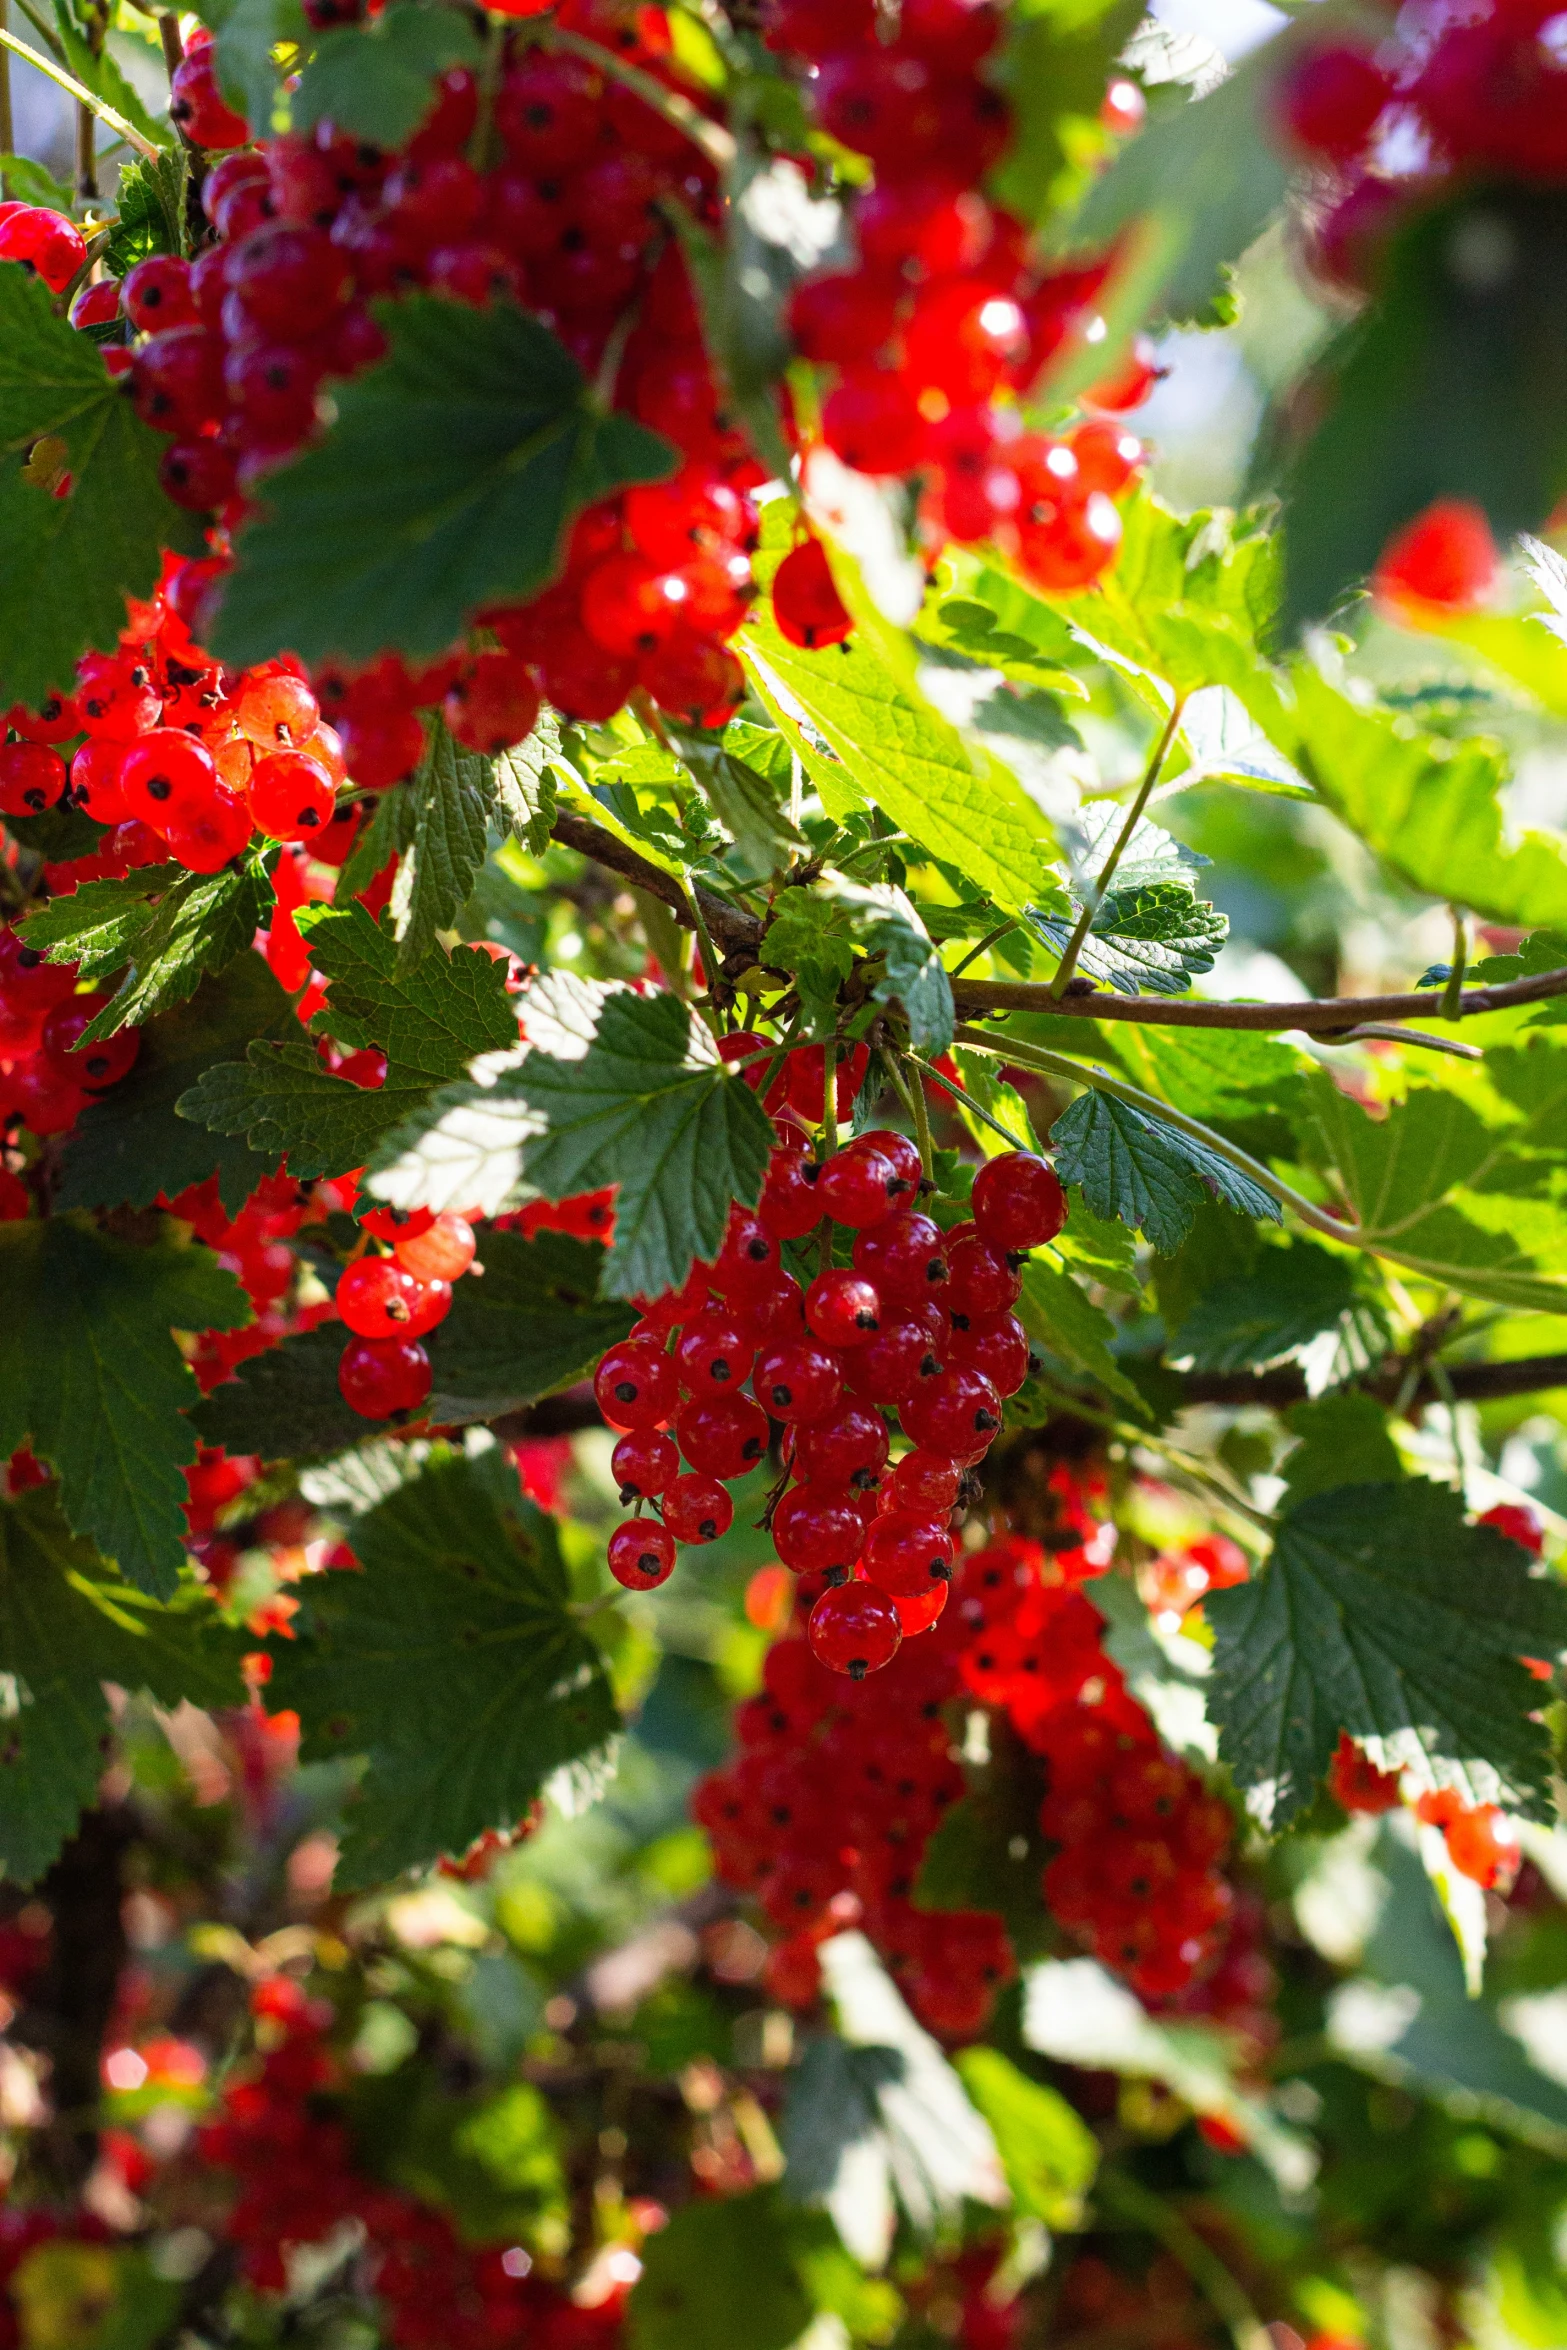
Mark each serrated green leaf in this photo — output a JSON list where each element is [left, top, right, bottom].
[[211, 295, 676, 670], [508, 989, 774, 1300], [0, 267, 194, 706], [1206, 1481, 1567, 1830], [1070, 45, 1292, 327], [1017, 1258, 1146, 1409], [19, 859, 273, 1043], [56, 958, 298, 1217], [0, 1219, 249, 1598], [291, 0, 486, 145], [269, 1448, 618, 1885], [670, 729, 804, 879], [1173, 1242, 1379, 1374], [426, 1230, 633, 1421], [20, 864, 181, 978], [1028, 808, 1227, 997], [1279, 1392, 1403, 1510], [178, 1041, 413, 1181], [192, 1320, 366, 1462], [100, 146, 188, 279], [0, 1488, 247, 1883], [739, 574, 1056, 918], [492, 714, 561, 858], [387, 716, 490, 975], [1049, 1086, 1280, 1251], [763, 880, 953, 1052], [1289, 666, 1567, 932]]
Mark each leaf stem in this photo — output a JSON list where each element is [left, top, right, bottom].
[[908, 1055, 936, 1180], [157, 9, 182, 77], [684, 871, 727, 1031], [904, 1049, 1031, 1154], [541, 24, 737, 171], [0, 26, 159, 156], [949, 918, 1018, 980], [1049, 693, 1186, 999], [1441, 904, 1468, 1024], [0, 3, 11, 201], [8, 0, 61, 62], [953, 1024, 1358, 1245], [1097, 2169, 1274, 2350]]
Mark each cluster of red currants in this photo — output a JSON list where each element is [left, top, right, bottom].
[[169, 1167, 337, 1391], [592, 1131, 1066, 1680], [0, 920, 139, 1144], [331, 1207, 481, 1419], [202, 1976, 625, 2349], [1278, 3, 1567, 298], [117, 7, 761, 751], [772, 0, 1153, 591], [0, 549, 360, 877]]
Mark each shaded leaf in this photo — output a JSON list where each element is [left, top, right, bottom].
[[1050, 1086, 1280, 1251], [291, 0, 485, 145], [952, 2047, 1098, 2229], [426, 1230, 633, 1422], [1279, 1392, 1403, 1510]]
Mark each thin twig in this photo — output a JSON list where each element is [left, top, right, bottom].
[[1098, 2170, 1273, 2350], [950, 963, 1567, 1031], [949, 918, 1019, 981], [1441, 904, 1468, 1025], [0, 2, 12, 199], [907, 1053, 935, 1179], [905, 1048, 1047, 1154], [157, 10, 181, 75], [1049, 695, 1186, 999], [0, 26, 159, 156]]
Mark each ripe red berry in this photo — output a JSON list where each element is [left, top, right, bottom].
[[611, 1427, 679, 1503], [594, 1339, 677, 1430], [947, 1309, 1031, 1396], [677, 1394, 770, 1479], [122, 254, 199, 333], [881, 1450, 961, 1515], [40, 995, 139, 1089], [753, 1341, 844, 1425], [1276, 43, 1390, 163], [163, 789, 254, 874], [1443, 1803, 1519, 1890], [1374, 499, 1498, 614], [674, 1307, 757, 1397], [0, 205, 87, 293], [901, 1362, 1002, 1455], [713, 1208, 781, 1306], [1478, 1501, 1544, 1556], [945, 1230, 1023, 1317], [662, 1472, 734, 1544], [792, 1400, 890, 1488], [805, 1269, 881, 1349], [247, 751, 336, 840], [393, 1212, 476, 1282], [234, 664, 321, 752], [971, 1151, 1068, 1251], [845, 1305, 948, 1406], [862, 1510, 955, 1595], [808, 1580, 902, 1677], [759, 1148, 823, 1241], [816, 1143, 900, 1230], [772, 1481, 866, 1576], [338, 1335, 432, 1419], [0, 743, 67, 818], [608, 1518, 677, 1589], [337, 1256, 436, 1338], [117, 730, 220, 830], [854, 1128, 922, 1196], [852, 1211, 950, 1308], [772, 539, 853, 650], [443, 652, 541, 755]]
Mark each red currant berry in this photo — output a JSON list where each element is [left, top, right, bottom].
[[893, 1581, 949, 1636], [792, 1401, 890, 1488], [443, 651, 541, 755], [247, 750, 336, 840], [713, 1207, 782, 1306], [40, 995, 139, 1089], [816, 1142, 899, 1230], [0, 743, 67, 818], [947, 1309, 1031, 1396], [337, 1256, 429, 1337], [808, 1580, 901, 1678], [844, 1306, 948, 1406], [753, 1341, 844, 1425], [1275, 43, 1390, 163], [393, 1212, 476, 1282], [116, 730, 219, 829], [611, 1427, 679, 1503], [786, 1041, 870, 1124], [608, 1518, 677, 1590], [677, 1394, 771, 1479], [771, 537, 853, 650], [901, 1363, 1002, 1454], [854, 1128, 921, 1196], [945, 1230, 1022, 1317], [805, 1269, 881, 1349], [862, 1510, 955, 1595], [163, 789, 253, 876], [772, 1481, 865, 1576], [852, 1211, 950, 1308], [662, 1472, 734, 1545], [748, 1272, 808, 1342], [594, 1339, 677, 1430], [1478, 1502, 1544, 1556], [122, 254, 198, 333], [674, 1306, 757, 1397], [759, 1148, 823, 1241], [1444, 1803, 1519, 1890], [1374, 499, 1499, 614], [0, 204, 86, 292], [881, 1450, 961, 1515], [339, 1335, 432, 1419], [971, 1151, 1068, 1251]]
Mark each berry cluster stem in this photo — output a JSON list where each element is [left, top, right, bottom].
[[0, 25, 158, 155], [1048, 693, 1186, 999]]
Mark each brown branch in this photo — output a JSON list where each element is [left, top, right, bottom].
[[547, 812, 762, 959], [951, 965, 1567, 1032], [1177, 1352, 1567, 1410]]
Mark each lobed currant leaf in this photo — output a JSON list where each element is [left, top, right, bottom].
[[1049, 1086, 1280, 1251]]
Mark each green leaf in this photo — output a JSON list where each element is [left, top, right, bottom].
[[21, 857, 272, 1043], [1280, 188, 1567, 632], [19, 865, 181, 978], [669, 729, 804, 879], [387, 717, 492, 975], [0, 155, 75, 215], [1205, 1481, 1567, 1831], [508, 989, 775, 1300], [1049, 1086, 1281, 1252], [1172, 1241, 1384, 1374], [628, 2189, 812, 2350], [0, 1220, 249, 1599], [952, 2048, 1099, 2229], [990, 0, 1148, 223], [764, 880, 954, 1052], [1307, 1068, 1567, 1312], [739, 579, 1057, 918], [1288, 667, 1567, 932], [210, 295, 676, 670], [1279, 1392, 1403, 1511], [0, 1489, 246, 1884], [1070, 46, 1292, 327], [192, 1320, 367, 1462], [491, 715, 562, 858], [100, 147, 188, 279], [913, 1717, 1053, 1957], [195, 0, 307, 135], [292, 0, 486, 146], [0, 267, 193, 707], [1017, 1258, 1147, 1410], [1028, 809, 1227, 997], [54, 8, 172, 151], [56, 959, 299, 1218], [179, 905, 521, 1178], [426, 1230, 634, 1422], [269, 1447, 618, 1886]]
